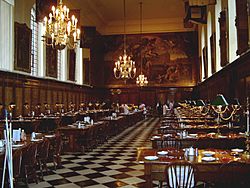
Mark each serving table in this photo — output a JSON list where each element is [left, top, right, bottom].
[[137, 147, 250, 188]]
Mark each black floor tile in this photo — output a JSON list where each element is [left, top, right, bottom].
[[76, 161, 95, 165], [99, 162, 117, 166], [111, 173, 132, 179], [75, 179, 98, 187], [93, 166, 111, 172], [69, 166, 88, 171], [59, 172, 81, 178], [117, 168, 134, 172], [103, 180, 128, 187], [47, 178, 71, 186], [84, 172, 106, 179]]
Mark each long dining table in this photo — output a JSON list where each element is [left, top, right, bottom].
[[57, 121, 109, 152], [136, 147, 250, 188], [151, 132, 246, 149]]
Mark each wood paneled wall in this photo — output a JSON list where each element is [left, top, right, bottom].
[[0, 71, 104, 116], [192, 51, 250, 104], [103, 87, 193, 106]]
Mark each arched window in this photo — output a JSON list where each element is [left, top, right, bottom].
[[30, 4, 38, 76], [201, 26, 206, 80], [207, 11, 212, 77], [228, 0, 238, 62], [215, 0, 222, 72]]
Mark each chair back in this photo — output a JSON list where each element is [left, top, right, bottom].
[[55, 135, 62, 156], [161, 137, 181, 149], [13, 149, 22, 178], [21, 143, 37, 176], [39, 139, 50, 159], [166, 161, 197, 188], [23, 143, 37, 166]]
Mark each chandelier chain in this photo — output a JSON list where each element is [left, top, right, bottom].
[[113, 0, 136, 80]]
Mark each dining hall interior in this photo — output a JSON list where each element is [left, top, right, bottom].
[[0, 0, 250, 187]]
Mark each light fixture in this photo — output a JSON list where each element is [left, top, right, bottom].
[[114, 0, 136, 79], [42, 0, 80, 50], [136, 2, 148, 86]]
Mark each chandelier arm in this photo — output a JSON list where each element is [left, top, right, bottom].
[[42, 0, 80, 50]]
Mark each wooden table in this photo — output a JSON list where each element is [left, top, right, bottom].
[[0, 119, 40, 134], [57, 121, 108, 152], [137, 147, 250, 188], [151, 133, 246, 149], [158, 124, 242, 134], [120, 111, 144, 126], [101, 116, 126, 136]]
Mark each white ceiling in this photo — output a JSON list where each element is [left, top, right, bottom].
[[64, 0, 195, 35]]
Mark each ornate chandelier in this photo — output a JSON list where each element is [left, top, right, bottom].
[[136, 2, 148, 86], [42, 0, 80, 50], [114, 0, 136, 79]]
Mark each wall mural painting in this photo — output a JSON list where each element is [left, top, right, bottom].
[[103, 32, 198, 86]]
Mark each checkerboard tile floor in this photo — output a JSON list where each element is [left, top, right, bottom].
[[25, 118, 160, 188]]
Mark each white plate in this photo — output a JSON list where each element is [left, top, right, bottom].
[[152, 136, 161, 139], [44, 135, 55, 138], [144, 156, 159, 160], [163, 134, 171, 137], [202, 151, 215, 156], [202, 157, 216, 162], [12, 144, 24, 148], [218, 135, 227, 138], [208, 132, 216, 135], [31, 139, 43, 142], [157, 151, 168, 155], [189, 134, 197, 137], [231, 148, 244, 153]]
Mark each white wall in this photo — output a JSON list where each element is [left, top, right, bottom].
[[0, 0, 14, 71]]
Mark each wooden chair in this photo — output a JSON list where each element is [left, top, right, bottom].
[[53, 136, 62, 170], [215, 161, 250, 188], [161, 137, 182, 150], [21, 143, 38, 184], [37, 139, 50, 178], [77, 127, 95, 152], [13, 149, 22, 186], [165, 161, 197, 188]]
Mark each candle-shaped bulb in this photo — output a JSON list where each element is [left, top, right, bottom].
[[67, 8, 69, 17], [77, 29, 80, 39], [52, 6, 55, 13], [73, 32, 76, 41], [44, 16, 47, 23], [75, 18, 78, 27], [72, 15, 75, 22]]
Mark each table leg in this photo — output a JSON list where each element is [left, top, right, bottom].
[[144, 164, 153, 188]]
